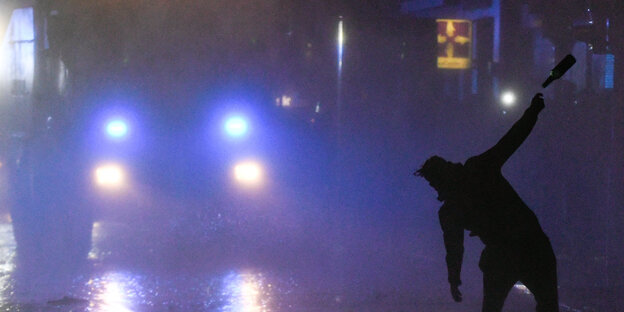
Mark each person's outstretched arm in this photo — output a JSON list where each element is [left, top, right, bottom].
[[478, 93, 545, 168], [439, 201, 464, 302]]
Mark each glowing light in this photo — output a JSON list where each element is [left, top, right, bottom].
[[604, 54, 614, 89], [0, 8, 35, 99], [225, 116, 249, 137], [106, 119, 129, 139], [222, 272, 271, 312], [436, 19, 472, 69], [501, 91, 516, 107], [89, 272, 141, 312], [95, 164, 126, 189], [0, 223, 16, 274], [88, 222, 103, 260], [234, 161, 263, 187], [281, 95, 292, 107], [100, 280, 132, 312], [337, 18, 344, 70]]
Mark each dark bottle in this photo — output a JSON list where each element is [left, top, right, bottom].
[[542, 54, 577, 88]]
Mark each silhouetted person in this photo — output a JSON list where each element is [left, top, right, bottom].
[[416, 93, 559, 312]]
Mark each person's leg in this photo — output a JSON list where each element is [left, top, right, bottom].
[[520, 240, 559, 312], [482, 270, 517, 312]]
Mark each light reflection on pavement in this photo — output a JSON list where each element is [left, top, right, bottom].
[[0, 219, 287, 311], [0, 220, 16, 298], [80, 270, 277, 312], [0, 220, 545, 312], [88, 272, 143, 312], [220, 271, 271, 312]]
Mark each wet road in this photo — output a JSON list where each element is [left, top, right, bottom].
[[0, 219, 556, 312], [0, 218, 604, 312]]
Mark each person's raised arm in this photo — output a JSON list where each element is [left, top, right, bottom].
[[478, 93, 545, 168]]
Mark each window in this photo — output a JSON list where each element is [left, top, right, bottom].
[[1, 7, 34, 97]]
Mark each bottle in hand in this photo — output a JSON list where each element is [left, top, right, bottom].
[[542, 54, 576, 88]]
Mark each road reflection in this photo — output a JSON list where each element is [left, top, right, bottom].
[[80, 270, 277, 312], [221, 271, 272, 312], [0, 216, 545, 311], [87, 271, 144, 312], [0, 217, 16, 272], [0, 217, 16, 310], [0, 218, 288, 311], [82, 270, 276, 312]]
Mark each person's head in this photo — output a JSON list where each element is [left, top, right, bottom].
[[415, 155, 463, 200]]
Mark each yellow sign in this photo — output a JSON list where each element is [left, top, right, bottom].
[[437, 19, 472, 69]]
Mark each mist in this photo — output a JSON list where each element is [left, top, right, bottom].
[[0, 0, 622, 311]]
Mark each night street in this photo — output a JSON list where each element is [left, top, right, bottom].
[[0, 0, 623, 311]]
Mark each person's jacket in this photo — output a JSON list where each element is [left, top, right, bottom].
[[438, 102, 546, 287]]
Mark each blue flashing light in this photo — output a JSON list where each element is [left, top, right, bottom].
[[106, 119, 129, 138], [225, 116, 248, 137]]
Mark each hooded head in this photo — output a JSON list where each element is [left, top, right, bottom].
[[415, 155, 463, 201]]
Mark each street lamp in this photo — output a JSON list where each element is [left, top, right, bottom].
[[337, 17, 344, 71], [501, 90, 517, 107]]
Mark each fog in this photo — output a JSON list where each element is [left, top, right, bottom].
[[0, 0, 622, 311]]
